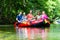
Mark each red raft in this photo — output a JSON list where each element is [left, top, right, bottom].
[[14, 21, 31, 28], [14, 19, 41, 28], [14, 19, 50, 28]]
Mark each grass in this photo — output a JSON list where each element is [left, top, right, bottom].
[[0, 24, 60, 40]]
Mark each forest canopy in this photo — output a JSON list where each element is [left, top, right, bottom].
[[0, 0, 60, 24]]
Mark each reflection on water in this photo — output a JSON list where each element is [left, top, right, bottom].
[[0, 24, 60, 40], [16, 28, 41, 40]]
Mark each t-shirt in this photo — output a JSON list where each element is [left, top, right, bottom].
[[36, 15, 42, 20], [27, 13, 34, 20], [16, 14, 23, 22], [41, 14, 48, 20], [22, 16, 27, 21]]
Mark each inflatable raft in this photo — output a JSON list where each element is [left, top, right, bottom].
[[14, 19, 50, 28]]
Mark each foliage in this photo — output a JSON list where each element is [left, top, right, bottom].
[[0, 0, 60, 24]]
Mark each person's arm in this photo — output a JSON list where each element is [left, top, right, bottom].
[[16, 18, 18, 22], [16, 15, 18, 22]]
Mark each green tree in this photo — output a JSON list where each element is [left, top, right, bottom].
[[0, 0, 60, 24]]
